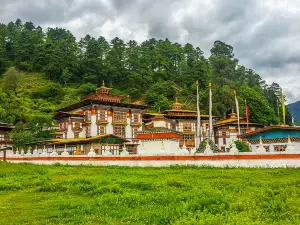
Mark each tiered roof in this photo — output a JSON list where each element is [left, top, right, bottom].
[[215, 111, 261, 127], [55, 81, 148, 115], [144, 98, 215, 120], [83, 81, 126, 103]]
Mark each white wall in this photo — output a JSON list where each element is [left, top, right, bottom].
[[141, 139, 180, 155], [90, 115, 97, 136], [107, 115, 113, 134], [66, 124, 74, 139], [153, 120, 167, 128], [125, 117, 132, 139], [6, 158, 300, 168]]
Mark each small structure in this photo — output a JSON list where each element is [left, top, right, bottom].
[[214, 111, 263, 152], [229, 141, 239, 154], [143, 99, 217, 150], [32, 134, 129, 156], [136, 127, 181, 155], [179, 142, 190, 155], [285, 136, 296, 153], [120, 143, 129, 156], [203, 141, 214, 155], [256, 137, 266, 153], [87, 143, 96, 156], [239, 126, 300, 152], [195, 138, 220, 153]]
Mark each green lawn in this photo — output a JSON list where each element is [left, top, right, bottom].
[[0, 162, 300, 225]]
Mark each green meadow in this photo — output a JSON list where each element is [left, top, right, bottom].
[[0, 162, 300, 225]]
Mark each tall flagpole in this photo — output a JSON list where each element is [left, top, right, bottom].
[[281, 89, 286, 125], [196, 80, 201, 148], [209, 82, 213, 140], [234, 90, 241, 136], [277, 99, 280, 125], [245, 99, 249, 132]]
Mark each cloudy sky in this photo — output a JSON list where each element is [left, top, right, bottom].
[[1, 0, 300, 103]]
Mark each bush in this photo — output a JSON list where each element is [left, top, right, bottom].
[[235, 140, 249, 152]]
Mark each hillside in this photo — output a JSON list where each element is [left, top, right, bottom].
[[0, 19, 293, 139], [288, 101, 300, 124]]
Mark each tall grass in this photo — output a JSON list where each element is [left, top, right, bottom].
[[0, 162, 300, 224]]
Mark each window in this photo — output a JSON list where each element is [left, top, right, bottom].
[[97, 110, 107, 121], [85, 111, 91, 122], [74, 132, 79, 138], [86, 125, 91, 137], [183, 123, 192, 132], [171, 120, 176, 130], [0, 134, 4, 141], [98, 125, 106, 135], [132, 127, 139, 138], [74, 122, 81, 129], [223, 138, 226, 145], [60, 122, 66, 130], [132, 114, 140, 123], [113, 111, 127, 123], [183, 134, 194, 142], [114, 125, 125, 137]]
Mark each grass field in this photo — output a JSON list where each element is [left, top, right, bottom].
[[0, 162, 300, 225]]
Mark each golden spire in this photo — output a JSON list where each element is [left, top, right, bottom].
[[123, 142, 126, 148], [102, 80, 105, 87], [259, 136, 263, 145], [288, 135, 291, 143], [175, 97, 178, 103]]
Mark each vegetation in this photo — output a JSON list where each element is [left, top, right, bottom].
[[0, 19, 292, 133], [235, 140, 250, 152], [287, 101, 300, 125], [0, 162, 300, 224]]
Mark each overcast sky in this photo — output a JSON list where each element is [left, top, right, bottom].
[[1, 0, 300, 103]]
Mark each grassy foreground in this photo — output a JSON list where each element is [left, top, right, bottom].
[[0, 162, 300, 225]]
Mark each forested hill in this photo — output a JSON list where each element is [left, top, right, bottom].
[[0, 19, 292, 132], [288, 101, 300, 124]]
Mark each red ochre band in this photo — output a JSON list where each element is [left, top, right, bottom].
[[2, 154, 300, 161]]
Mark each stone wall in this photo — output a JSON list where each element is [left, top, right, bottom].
[[2, 152, 300, 168]]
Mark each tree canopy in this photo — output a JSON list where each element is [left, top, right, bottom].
[[0, 19, 292, 131]]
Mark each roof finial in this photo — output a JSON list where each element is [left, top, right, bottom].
[[175, 97, 178, 103], [259, 136, 263, 145], [102, 80, 105, 87]]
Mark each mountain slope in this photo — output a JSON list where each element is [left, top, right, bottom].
[[288, 101, 300, 124]]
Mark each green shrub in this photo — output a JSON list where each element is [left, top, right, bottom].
[[235, 140, 250, 152]]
